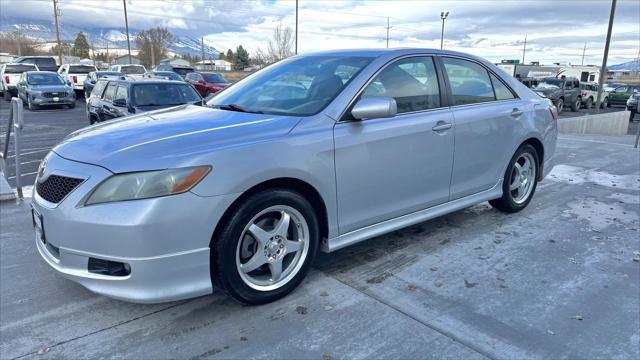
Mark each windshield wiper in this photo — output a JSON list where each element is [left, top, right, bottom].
[[213, 103, 263, 114]]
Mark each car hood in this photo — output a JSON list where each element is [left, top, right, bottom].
[[30, 84, 71, 92], [53, 105, 301, 173]]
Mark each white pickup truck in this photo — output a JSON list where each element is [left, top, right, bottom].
[[58, 64, 97, 93], [1, 63, 39, 101], [109, 64, 147, 80], [579, 82, 609, 109]]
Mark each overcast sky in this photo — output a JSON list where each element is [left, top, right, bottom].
[[2, 0, 639, 65]]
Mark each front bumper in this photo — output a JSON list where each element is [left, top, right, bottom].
[[32, 152, 238, 303], [32, 93, 75, 106]]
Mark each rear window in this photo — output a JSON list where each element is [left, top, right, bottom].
[[35, 58, 56, 67], [69, 65, 96, 74], [3, 64, 37, 74], [173, 67, 194, 77], [133, 83, 201, 107], [121, 65, 145, 75], [202, 73, 228, 83]]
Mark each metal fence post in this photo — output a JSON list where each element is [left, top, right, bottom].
[[12, 98, 23, 199]]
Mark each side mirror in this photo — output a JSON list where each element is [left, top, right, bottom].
[[351, 96, 397, 120], [90, 80, 96, 84], [112, 98, 127, 107]]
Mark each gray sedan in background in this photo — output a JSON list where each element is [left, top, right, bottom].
[[17, 71, 76, 110], [31, 48, 557, 305]]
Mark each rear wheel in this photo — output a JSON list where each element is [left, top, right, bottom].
[[212, 189, 319, 304], [585, 97, 593, 109], [490, 144, 539, 213], [556, 98, 564, 114], [571, 97, 581, 112]]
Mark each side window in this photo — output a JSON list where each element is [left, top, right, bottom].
[[92, 81, 107, 97], [103, 82, 117, 101], [361, 56, 441, 114], [490, 74, 515, 100], [185, 73, 193, 81], [115, 85, 128, 100], [442, 57, 495, 105], [615, 86, 627, 93]]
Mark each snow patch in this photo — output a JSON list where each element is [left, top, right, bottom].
[[547, 164, 640, 191]]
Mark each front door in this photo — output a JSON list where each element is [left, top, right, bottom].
[[334, 56, 454, 234]]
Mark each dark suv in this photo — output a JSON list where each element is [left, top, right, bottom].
[[86, 78, 203, 124], [534, 77, 582, 113], [14, 56, 59, 72]]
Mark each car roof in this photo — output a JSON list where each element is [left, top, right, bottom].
[[102, 78, 187, 85], [25, 71, 58, 74]]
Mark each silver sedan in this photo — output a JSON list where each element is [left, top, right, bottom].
[[32, 49, 557, 304]]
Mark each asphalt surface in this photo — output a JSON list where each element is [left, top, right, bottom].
[[1, 134, 638, 359]]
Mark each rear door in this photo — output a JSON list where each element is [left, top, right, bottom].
[[334, 55, 455, 233], [100, 82, 118, 120], [441, 56, 526, 199]]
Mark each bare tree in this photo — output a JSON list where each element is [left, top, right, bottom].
[[135, 27, 175, 67], [0, 32, 41, 56], [254, 22, 294, 65]]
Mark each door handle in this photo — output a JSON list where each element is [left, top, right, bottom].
[[432, 122, 452, 132], [510, 108, 523, 117]]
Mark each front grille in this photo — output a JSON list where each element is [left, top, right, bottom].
[[42, 92, 68, 98], [36, 175, 84, 203]]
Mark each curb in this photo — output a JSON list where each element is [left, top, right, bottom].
[[0, 171, 17, 202]]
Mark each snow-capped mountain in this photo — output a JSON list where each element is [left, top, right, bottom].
[[0, 17, 219, 59]]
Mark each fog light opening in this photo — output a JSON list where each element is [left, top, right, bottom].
[[88, 258, 131, 277]]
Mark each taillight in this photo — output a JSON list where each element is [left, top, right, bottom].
[[581, 91, 587, 97], [72, 75, 77, 83], [4, 75, 9, 84], [549, 106, 558, 121]]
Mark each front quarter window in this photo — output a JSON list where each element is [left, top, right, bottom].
[[208, 55, 372, 116]]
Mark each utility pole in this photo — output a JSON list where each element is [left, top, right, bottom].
[[385, 17, 391, 48], [150, 42, 155, 67], [522, 34, 527, 64], [52, 0, 62, 65], [14, 32, 22, 56], [106, 42, 110, 64], [595, 0, 616, 112], [440, 11, 449, 50], [201, 37, 205, 64], [123, 0, 132, 64], [295, 0, 298, 54], [581, 43, 587, 65]]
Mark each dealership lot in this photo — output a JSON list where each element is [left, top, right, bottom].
[[1, 129, 638, 358]]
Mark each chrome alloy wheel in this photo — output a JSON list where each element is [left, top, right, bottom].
[[509, 152, 536, 205], [235, 205, 309, 291]]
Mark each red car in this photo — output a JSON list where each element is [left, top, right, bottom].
[[185, 72, 230, 97]]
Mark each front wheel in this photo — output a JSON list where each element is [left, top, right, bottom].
[[212, 189, 319, 304], [490, 144, 539, 213], [570, 97, 581, 112], [556, 98, 564, 114], [601, 97, 608, 109], [585, 97, 593, 109], [68, 101, 76, 109], [27, 96, 37, 111]]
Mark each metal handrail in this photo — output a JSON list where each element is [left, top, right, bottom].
[[0, 98, 24, 199]]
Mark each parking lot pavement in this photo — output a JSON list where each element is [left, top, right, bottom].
[[0, 100, 88, 188], [1, 134, 639, 359]]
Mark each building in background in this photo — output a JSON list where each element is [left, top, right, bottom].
[[111, 55, 141, 65], [195, 59, 233, 71], [159, 58, 191, 67], [607, 59, 640, 81], [0, 53, 17, 64]]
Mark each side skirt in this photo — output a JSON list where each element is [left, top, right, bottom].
[[322, 180, 503, 252]]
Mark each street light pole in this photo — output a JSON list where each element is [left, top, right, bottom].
[[123, 0, 132, 64], [295, 0, 298, 55], [595, 0, 616, 112], [522, 34, 527, 64], [52, 0, 62, 65], [440, 11, 449, 50]]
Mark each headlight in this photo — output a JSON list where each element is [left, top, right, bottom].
[[85, 166, 211, 205]]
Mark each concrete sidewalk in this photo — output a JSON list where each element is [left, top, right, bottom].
[[1, 134, 638, 359]]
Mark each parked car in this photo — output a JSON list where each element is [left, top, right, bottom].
[[579, 82, 609, 109], [534, 77, 581, 113], [83, 71, 125, 98], [86, 78, 203, 124], [186, 72, 230, 96], [603, 82, 625, 92], [58, 64, 97, 94], [14, 56, 58, 72], [16, 71, 75, 110], [32, 49, 557, 304], [608, 84, 640, 106], [153, 64, 195, 79], [626, 90, 639, 120], [143, 71, 185, 82], [517, 77, 539, 89], [109, 64, 147, 80], [1, 63, 39, 100]]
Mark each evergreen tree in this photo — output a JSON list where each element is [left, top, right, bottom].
[[225, 49, 234, 65], [234, 45, 250, 70], [72, 32, 91, 58]]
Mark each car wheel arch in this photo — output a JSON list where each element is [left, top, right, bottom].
[[522, 137, 544, 181], [208, 177, 329, 250]]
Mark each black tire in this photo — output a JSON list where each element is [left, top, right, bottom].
[[489, 144, 539, 213], [606, 98, 611, 108], [585, 97, 593, 109], [3, 91, 10, 101], [556, 98, 564, 114], [68, 101, 76, 109], [27, 96, 37, 111], [570, 97, 581, 112], [602, 97, 608, 109], [211, 188, 320, 304]]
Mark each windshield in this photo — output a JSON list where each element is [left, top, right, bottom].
[[538, 79, 563, 88], [97, 72, 123, 78], [4, 64, 37, 74], [69, 65, 96, 74], [133, 83, 201, 107], [121, 65, 146, 75], [27, 73, 64, 85], [202, 73, 228, 83], [208, 55, 373, 116]]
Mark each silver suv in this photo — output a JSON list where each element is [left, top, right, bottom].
[[32, 49, 557, 304]]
